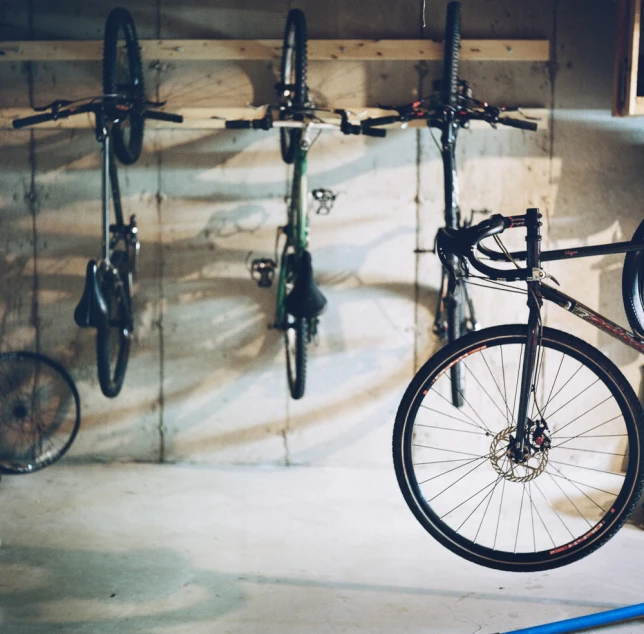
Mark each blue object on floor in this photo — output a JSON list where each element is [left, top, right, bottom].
[[499, 602, 644, 633]]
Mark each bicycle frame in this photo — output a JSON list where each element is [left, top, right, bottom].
[[510, 209, 644, 457], [95, 108, 131, 263], [274, 129, 309, 330]]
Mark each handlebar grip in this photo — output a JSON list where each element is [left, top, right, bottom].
[[341, 122, 361, 135], [12, 111, 56, 129], [498, 117, 538, 131], [361, 126, 387, 138], [143, 110, 183, 123], [225, 120, 252, 129], [362, 115, 400, 127]]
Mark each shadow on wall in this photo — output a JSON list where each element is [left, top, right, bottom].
[[0, 124, 430, 463]]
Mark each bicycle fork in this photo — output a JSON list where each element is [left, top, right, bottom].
[[510, 208, 546, 462]]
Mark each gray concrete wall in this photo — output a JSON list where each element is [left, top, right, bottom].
[[0, 0, 642, 467]]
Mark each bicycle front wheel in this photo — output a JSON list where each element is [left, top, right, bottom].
[[393, 325, 644, 571], [103, 7, 145, 165], [285, 316, 307, 399], [0, 351, 81, 474], [441, 2, 461, 107], [96, 251, 133, 398], [622, 218, 644, 338], [278, 8, 308, 164]]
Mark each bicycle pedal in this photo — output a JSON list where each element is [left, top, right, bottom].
[[312, 188, 337, 215], [251, 258, 276, 288]]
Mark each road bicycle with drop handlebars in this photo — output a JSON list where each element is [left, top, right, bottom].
[[12, 7, 183, 398], [361, 1, 539, 408], [392, 207, 644, 571]]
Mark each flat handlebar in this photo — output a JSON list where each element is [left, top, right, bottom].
[[12, 99, 183, 129], [225, 108, 387, 137]]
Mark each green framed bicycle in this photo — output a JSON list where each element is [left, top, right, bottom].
[[226, 8, 383, 399]]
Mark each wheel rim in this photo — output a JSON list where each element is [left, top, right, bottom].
[[400, 331, 640, 567], [0, 353, 80, 473]]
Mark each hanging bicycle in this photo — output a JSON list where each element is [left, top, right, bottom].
[[362, 1, 538, 407], [226, 8, 384, 399], [12, 7, 183, 397]]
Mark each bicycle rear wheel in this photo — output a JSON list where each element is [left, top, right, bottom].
[[393, 324, 644, 571], [96, 251, 133, 398], [0, 351, 80, 474], [622, 218, 644, 338], [278, 8, 308, 164], [103, 7, 145, 165], [441, 2, 461, 107], [285, 316, 307, 399]]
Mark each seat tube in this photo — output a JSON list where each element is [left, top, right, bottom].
[[101, 133, 111, 264], [514, 208, 543, 455]]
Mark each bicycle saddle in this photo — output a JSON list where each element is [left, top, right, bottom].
[[285, 250, 327, 319], [74, 260, 108, 328]]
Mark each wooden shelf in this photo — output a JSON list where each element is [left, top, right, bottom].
[[0, 38, 550, 63], [0, 106, 548, 131]]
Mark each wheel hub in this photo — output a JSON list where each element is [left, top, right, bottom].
[[490, 419, 551, 483]]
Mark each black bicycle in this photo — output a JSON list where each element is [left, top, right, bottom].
[[12, 8, 183, 397], [362, 1, 538, 408], [0, 351, 81, 474], [393, 209, 644, 571]]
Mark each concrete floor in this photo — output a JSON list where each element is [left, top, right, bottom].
[[1, 464, 644, 633]]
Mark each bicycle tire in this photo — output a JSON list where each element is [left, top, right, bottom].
[[103, 7, 145, 165], [96, 251, 133, 398], [279, 8, 308, 165], [622, 218, 644, 338], [0, 351, 81, 474], [441, 2, 461, 108], [447, 283, 465, 407], [285, 316, 307, 399], [393, 324, 644, 572]]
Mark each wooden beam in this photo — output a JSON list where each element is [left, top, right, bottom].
[[0, 38, 550, 63], [613, 0, 641, 116], [0, 107, 548, 130]]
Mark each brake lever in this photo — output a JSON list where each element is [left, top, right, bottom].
[[145, 99, 168, 108], [34, 99, 73, 113]]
